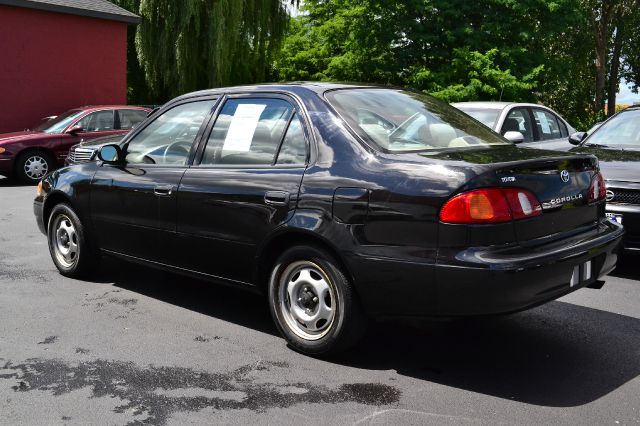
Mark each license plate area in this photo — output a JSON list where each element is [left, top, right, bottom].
[[606, 213, 623, 225], [570, 260, 592, 287]]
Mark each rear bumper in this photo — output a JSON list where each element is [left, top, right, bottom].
[[434, 220, 623, 316], [606, 203, 640, 250], [350, 219, 624, 318]]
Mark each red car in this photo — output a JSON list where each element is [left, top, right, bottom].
[[0, 106, 150, 183]]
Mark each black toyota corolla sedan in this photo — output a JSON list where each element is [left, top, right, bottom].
[[34, 83, 623, 355]]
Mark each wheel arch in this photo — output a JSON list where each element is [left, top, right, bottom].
[[43, 191, 73, 232], [16, 146, 56, 161], [255, 228, 356, 295]]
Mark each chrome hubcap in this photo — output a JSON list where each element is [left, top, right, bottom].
[[279, 261, 336, 340], [24, 155, 48, 180], [51, 215, 78, 268]]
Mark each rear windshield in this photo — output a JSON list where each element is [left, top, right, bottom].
[[455, 108, 500, 128], [325, 88, 509, 152]]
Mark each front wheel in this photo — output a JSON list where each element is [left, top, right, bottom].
[[47, 204, 99, 278], [268, 246, 367, 356]]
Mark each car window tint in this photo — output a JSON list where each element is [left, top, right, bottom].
[[118, 109, 148, 130], [125, 100, 215, 165], [77, 110, 115, 132], [502, 108, 534, 142], [201, 98, 294, 166], [276, 113, 307, 165], [533, 109, 563, 141]]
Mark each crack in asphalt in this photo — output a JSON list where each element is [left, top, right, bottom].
[[0, 358, 400, 425]]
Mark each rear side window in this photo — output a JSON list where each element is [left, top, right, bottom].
[[118, 109, 148, 130], [532, 109, 563, 141], [201, 98, 295, 166], [276, 113, 307, 165]]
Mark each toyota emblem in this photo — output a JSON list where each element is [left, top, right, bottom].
[[606, 189, 615, 202], [560, 170, 570, 183]]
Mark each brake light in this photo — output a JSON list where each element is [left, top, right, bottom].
[[588, 172, 606, 203], [440, 188, 542, 224]]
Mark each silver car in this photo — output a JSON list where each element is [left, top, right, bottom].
[[453, 102, 576, 149]]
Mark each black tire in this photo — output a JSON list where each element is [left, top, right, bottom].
[[47, 203, 99, 278], [268, 245, 367, 356], [15, 151, 54, 184]]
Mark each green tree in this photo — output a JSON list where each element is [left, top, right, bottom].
[[621, 6, 640, 97], [608, 0, 640, 112], [582, 0, 640, 115], [276, 0, 586, 115], [112, 0, 292, 102]]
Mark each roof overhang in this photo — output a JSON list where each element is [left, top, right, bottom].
[[0, 0, 141, 24]]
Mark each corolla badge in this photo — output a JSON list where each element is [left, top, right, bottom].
[[606, 190, 615, 202], [560, 170, 570, 183], [542, 193, 584, 209]]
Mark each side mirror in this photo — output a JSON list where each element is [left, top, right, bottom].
[[66, 125, 83, 135], [97, 144, 122, 164], [503, 131, 525, 144], [568, 132, 587, 145]]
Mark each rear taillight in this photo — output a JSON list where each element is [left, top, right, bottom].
[[440, 188, 542, 224], [588, 172, 606, 203]]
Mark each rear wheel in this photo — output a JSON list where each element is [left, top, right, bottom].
[[16, 151, 54, 184], [268, 245, 367, 356], [47, 204, 99, 278]]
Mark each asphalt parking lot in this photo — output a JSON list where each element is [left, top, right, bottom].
[[0, 177, 638, 425]]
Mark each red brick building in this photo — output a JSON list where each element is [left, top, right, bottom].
[[0, 0, 139, 133]]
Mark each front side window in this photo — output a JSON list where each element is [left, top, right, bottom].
[[76, 110, 115, 132], [325, 89, 508, 152], [502, 108, 534, 142], [532, 109, 563, 141], [125, 100, 216, 165], [118, 109, 148, 130], [201, 98, 296, 165]]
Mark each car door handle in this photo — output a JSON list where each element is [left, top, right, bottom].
[[264, 191, 290, 206], [154, 185, 173, 196]]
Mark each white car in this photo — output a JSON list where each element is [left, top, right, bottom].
[[453, 102, 576, 149]]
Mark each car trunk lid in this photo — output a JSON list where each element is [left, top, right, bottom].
[[491, 155, 600, 242], [415, 146, 602, 244]]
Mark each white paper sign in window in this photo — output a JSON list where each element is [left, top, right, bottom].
[[536, 111, 552, 134], [223, 104, 266, 152]]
